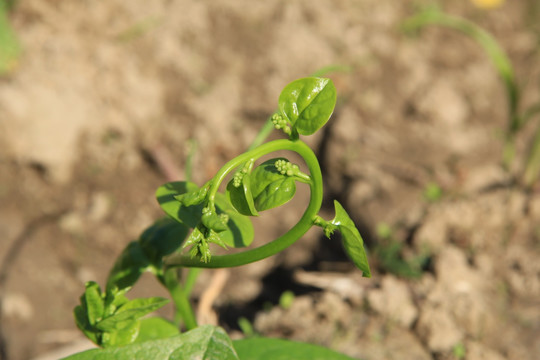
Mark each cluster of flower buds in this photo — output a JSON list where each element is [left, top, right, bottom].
[[271, 113, 292, 135], [275, 159, 300, 177]]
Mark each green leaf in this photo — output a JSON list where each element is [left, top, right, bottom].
[[169, 325, 239, 360], [331, 201, 371, 278], [156, 181, 203, 228], [102, 320, 140, 347], [96, 297, 169, 332], [139, 217, 190, 265], [106, 241, 150, 292], [74, 305, 98, 344], [61, 325, 239, 360], [84, 282, 105, 326], [226, 174, 259, 216], [135, 317, 180, 343], [233, 337, 356, 360], [212, 193, 254, 248], [278, 77, 337, 135], [250, 158, 296, 211], [156, 181, 254, 248], [254, 177, 296, 211]]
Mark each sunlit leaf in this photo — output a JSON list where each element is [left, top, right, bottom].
[[331, 201, 371, 278], [135, 317, 180, 343], [156, 181, 203, 228], [254, 177, 296, 211], [250, 158, 296, 211], [96, 297, 169, 332], [156, 181, 254, 248], [278, 77, 337, 135], [84, 282, 105, 326]]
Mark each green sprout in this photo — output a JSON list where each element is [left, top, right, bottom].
[[66, 77, 370, 360], [403, 7, 540, 188]]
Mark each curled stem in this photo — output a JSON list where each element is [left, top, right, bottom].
[[165, 139, 323, 268]]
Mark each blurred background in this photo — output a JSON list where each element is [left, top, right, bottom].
[[0, 0, 539, 359]]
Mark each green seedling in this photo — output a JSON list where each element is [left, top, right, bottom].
[[278, 290, 295, 310], [0, 0, 21, 75], [423, 181, 443, 203], [403, 7, 540, 188], [65, 77, 370, 360], [373, 222, 428, 279]]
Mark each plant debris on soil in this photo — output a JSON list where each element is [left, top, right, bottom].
[[0, 1, 539, 360]]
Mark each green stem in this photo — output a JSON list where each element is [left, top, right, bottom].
[[161, 269, 197, 330], [183, 268, 202, 297], [165, 139, 323, 268], [403, 9, 521, 167]]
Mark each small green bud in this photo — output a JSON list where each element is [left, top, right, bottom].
[[271, 113, 291, 135]]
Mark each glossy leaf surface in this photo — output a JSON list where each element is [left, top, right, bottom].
[[233, 337, 356, 360], [254, 177, 296, 211], [331, 201, 371, 278], [278, 77, 337, 135], [62, 325, 239, 360], [250, 158, 296, 211]]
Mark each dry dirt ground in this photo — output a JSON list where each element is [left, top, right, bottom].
[[1, 1, 539, 360]]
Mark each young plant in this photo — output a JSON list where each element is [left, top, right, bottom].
[[65, 77, 371, 360], [0, 0, 20, 76], [403, 7, 540, 188]]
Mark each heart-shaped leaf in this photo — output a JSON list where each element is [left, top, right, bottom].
[[254, 177, 296, 211], [278, 77, 337, 135], [331, 201, 371, 278], [250, 158, 296, 211]]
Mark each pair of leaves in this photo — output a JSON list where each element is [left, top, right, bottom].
[[62, 325, 356, 360], [156, 181, 254, 249], [278, 77, 337, 136], [227, 158, 296, 216], [74, 282, 175, 347], [329, 201, 371, 278]]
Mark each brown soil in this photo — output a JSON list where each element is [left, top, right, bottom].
[[1, 1, 539, 360]]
